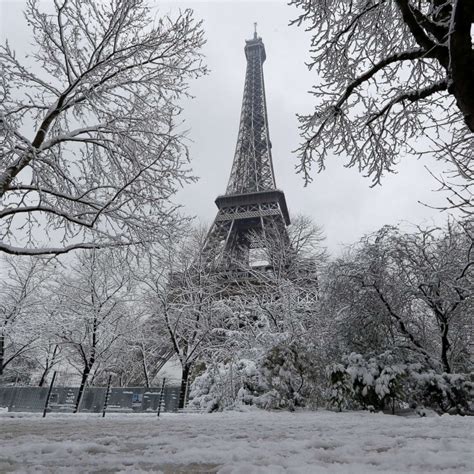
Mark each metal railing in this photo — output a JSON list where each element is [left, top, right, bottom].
[[0, 380, 180, 416]]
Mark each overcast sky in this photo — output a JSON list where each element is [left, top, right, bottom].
[[1, 0, 454, 256]]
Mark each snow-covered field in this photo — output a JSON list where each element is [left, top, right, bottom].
[[0, 409, 472, 473]]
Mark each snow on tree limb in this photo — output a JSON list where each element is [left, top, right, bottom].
[[0, 0, 207, 255], [290, 0, 473, 212]]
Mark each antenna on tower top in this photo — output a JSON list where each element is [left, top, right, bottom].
[[253, 22, 258, 39]]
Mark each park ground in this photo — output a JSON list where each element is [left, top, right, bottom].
[[0, 409, 472, 473]]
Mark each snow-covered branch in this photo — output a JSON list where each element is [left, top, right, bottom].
[[0, 0, 207, 255], [291, 0, 473, 212]]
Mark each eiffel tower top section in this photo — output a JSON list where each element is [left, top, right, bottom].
[[225, 27, 277, 195]]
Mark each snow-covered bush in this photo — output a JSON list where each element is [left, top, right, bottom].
[[189, 359, 259, 412], [408, 371, 473, 416], [328, 352, 407, 411], [327, 363, 353, 411], [252, 343, 312, 410], [327, 352, 473, 415], [189, 343, 317, 411]]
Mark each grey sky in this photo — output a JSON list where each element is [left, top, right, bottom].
[[1, 0, 453, 256]]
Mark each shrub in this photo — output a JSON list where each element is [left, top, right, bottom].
[[327, 352, 473, 415], [254, 343, 311, 410], [189, 359, 259, 412], [328, 352, 407, 411], [408, 371, 473, 415], [189, 342, 317, 411]]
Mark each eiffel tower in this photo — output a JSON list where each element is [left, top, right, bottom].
[[202, 27, 291, 274]]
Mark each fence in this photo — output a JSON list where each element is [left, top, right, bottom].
[[0, 384, 180, 414]]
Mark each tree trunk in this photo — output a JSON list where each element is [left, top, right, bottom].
[[449, 0, 474, 132], [74, 363, 92, 413], [38, 345, 59, 387], [0, 334, 4, 376], [178, 363, 191, 409], [142, 355, 150, 388], [74, 313, 98, 412], [440, 323, 451, 373], [38, 368, 48, 388]]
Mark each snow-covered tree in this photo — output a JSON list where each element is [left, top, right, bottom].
[[137, 231, 222, 408], [323, 221, 473, 373], [106, 318, 173, 387], [291, 0, 473, 213], [188, 217, 328, 410], [35, 341, 62, 387], [0, 0, 206, 255], [0, 255, 50, 382], [52, 249, 136, 411], [223, 216, 325, 352]]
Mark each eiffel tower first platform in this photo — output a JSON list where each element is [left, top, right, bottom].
[[202, 28, 291, 273]]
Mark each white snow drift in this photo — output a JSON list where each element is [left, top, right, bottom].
[[0, 409, 472, 473]]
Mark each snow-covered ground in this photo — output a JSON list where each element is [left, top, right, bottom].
[[0, 409, 472, 473]]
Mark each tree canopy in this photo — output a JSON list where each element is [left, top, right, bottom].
[[290, 0, 473, 211], [0, 0, 207, 255]]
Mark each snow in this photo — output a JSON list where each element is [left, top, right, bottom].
[[0, 410, 472, 473]]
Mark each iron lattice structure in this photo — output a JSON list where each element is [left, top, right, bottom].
[[202, 31, 291, 271]]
